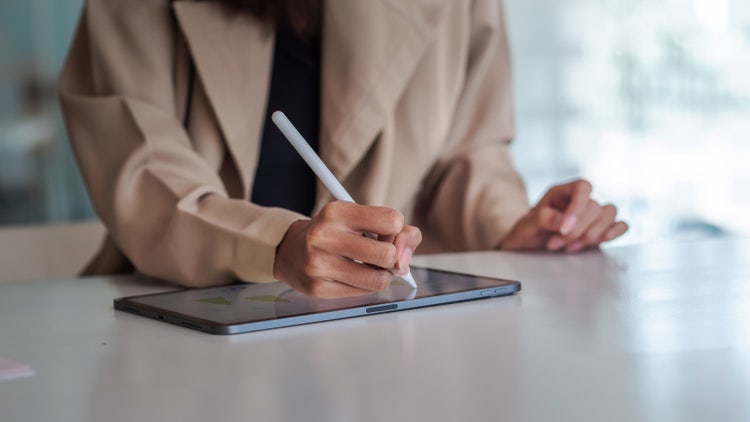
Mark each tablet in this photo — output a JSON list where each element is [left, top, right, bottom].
[[114, 266, 521, 334]]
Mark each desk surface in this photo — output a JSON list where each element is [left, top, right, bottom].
[[2, 238, 749, 422]]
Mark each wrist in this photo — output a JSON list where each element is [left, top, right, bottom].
[[273, 219, 309, 281]]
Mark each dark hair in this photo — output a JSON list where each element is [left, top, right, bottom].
[[216, 0, 323, 39]]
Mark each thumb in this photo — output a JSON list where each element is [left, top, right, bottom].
[[536, 206, 565, 232], [392, 226, 422, 276]]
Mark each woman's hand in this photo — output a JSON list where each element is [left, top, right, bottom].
[[273, 201, 422, 298], [499, 179, 628, 253]]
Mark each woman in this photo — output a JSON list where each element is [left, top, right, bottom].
[[59, 0, 627, 298]]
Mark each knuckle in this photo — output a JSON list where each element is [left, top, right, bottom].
[[578, 179, 593, 191], [388, 209, 404, 232], [371, 271, 392, 291], [409, 225, 423, 244], [603, 204, 617, 217], [305, 224, 327, 246], [582, 232, 599, 245], [538, 207, 554, 223], [318, 203, 334, 220], [378, 244, 398, 267], [319, 202, 342, 221], [384, 209, 404, 231], [303, 259, 322, 278], [615, 221, 629, 234]]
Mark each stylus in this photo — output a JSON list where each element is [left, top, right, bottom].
[[272, 111, 418, 289]]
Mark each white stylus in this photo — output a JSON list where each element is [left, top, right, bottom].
[[272, 111, 418, 289]]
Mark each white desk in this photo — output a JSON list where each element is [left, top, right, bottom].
[[1, 238, 749, 422]]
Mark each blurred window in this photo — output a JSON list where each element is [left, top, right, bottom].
[[506, 0, 750, 244], [0, 0, 92, 225]]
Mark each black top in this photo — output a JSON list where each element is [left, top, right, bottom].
[[251, 27, 321, 216]]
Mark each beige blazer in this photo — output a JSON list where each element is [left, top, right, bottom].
[[59, 0, 530, 287]]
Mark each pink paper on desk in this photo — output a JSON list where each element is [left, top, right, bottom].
[[0, 356, 36, 381]]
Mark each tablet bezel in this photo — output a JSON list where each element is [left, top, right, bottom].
[[114, 266, 521, 334]]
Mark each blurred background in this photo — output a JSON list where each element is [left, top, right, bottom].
[[0, 0, 91, 224], [1, 0, 748, 246]]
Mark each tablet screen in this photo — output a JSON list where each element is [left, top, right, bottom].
[[115, 266, 520, 333]]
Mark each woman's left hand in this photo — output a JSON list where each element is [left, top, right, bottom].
[[499, 179, 628, 253]]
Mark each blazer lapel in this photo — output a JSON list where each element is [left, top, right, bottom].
[[320, 0, 448, 193], [173, 1, 274, 197], [173, 0, 448, 203]]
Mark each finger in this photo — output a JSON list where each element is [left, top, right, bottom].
[[557, 179, 593, 235], [525, 207, 564, 251], [327, 259, 393, 292], [566, 199, 602, 241], [563, 200, 605, 253], [392, 225, 422, 276], [500, 210, 557, 251], [540, 179, 590, 208], [601, 221, 629, 242], [310, 227, 399, 269], [313, 254, 394, 292], [578, 204, 617, 247], [537, 206, 565, 232], [301, 278, 379, 299], [568, 221, 628, 253], [546, 234, 566, 251], [516, 207, 563, 239], [319, 202, 404, 237]]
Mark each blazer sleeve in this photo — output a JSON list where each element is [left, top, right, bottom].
[[416, 0, 531, 251], [58, 0, 303, 287]]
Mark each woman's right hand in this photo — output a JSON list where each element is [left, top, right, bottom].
[[273, 201, 422, 298]]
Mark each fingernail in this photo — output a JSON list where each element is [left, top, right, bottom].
[[396, 248, 413, 276], [566, 241, 583, 253], [547, 237, 566, 251], [560, 216, 577, 235]]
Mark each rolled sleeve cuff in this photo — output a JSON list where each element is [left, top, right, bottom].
[[232, 207, 307, 283]]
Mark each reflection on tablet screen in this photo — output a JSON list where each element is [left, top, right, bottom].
[[124, 267, 513, 326]]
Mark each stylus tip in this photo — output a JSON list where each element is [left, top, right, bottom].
[[400, 272, 417, 289]]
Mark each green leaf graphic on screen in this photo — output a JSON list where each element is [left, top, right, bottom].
[[247, 295, 290, 303], [196, 297, 232, 305]]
